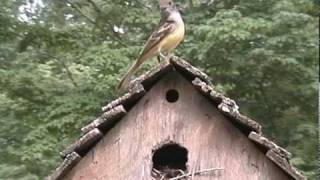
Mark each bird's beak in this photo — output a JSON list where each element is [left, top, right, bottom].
[[160, 7, 167, 11]]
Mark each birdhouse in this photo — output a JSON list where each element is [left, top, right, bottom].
[[49, 57, 306, 180]]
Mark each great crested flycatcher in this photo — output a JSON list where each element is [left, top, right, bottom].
[[117, 1, 185, 90]]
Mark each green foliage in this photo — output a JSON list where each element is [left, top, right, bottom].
[[0, 0, 318, 179]]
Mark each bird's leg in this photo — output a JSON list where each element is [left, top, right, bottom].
[[157, 55, 161, 63], [159, 52, 166, 59], [162, 52, 172, 63], [157, 52, 168, 63]]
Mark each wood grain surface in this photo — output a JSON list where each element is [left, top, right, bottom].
[[64, 71, 291, 180]]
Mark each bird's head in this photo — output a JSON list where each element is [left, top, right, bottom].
[[159, 0, 184, 24], [160, 0, 176, 12]]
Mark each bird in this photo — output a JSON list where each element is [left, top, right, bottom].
[[117, 0, 185, 90]]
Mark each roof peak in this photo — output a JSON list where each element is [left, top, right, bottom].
[[49, 57, 306, 180]]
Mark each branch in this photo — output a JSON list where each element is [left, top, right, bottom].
[[201, 0, 224, 8], [133, 0, 152, 10], [258, 75, 277, 136], [86, 0, 129, 47], [169, 167, 224, 180], [63, 0, 128, 47], [37, 51, 79, 87], [87, 0, 102, 13], [63, 0, 96, 24]]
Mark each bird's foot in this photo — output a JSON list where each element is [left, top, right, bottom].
[[167, 54, 174, 61], [159, 52, 166, 59], [158, 52, 170, 64]]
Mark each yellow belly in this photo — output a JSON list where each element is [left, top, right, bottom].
[[160, 24, 185, 52]]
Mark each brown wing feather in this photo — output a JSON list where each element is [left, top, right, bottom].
[[117, 22, 175, 91], [139, 22, 175, 57]]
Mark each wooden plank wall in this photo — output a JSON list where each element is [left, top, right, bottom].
[[64, 72, 291, 180]]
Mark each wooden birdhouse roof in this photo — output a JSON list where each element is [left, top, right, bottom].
[[49, 57, 306, 180]]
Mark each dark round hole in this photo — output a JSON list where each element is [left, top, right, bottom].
[[166, 89, 179, 103], [152, 143, 188, 178]]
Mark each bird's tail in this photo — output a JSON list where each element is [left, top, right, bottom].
[[117, 57, 146, 91]]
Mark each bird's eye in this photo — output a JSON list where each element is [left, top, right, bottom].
[[168, 1, 172, 5]]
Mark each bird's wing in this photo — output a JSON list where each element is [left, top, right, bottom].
[[139, 21, 175, 57]]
